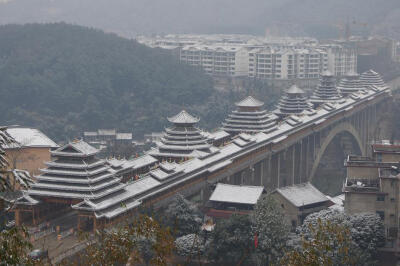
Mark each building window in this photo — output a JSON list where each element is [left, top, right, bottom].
[[377, 153, 382, 162], [377, 195, 385, 201], [376, 211, 385, 221]]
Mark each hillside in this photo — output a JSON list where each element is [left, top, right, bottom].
[[0, 23, 216, 140]]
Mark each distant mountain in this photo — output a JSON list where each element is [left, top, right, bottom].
[[0, 0, 399, 38], [0, 23, 215, 141]]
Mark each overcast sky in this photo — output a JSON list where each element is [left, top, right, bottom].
[[0, 0, 399, 39]]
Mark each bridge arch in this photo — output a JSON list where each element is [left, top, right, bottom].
[[309, 122, 365, 182]]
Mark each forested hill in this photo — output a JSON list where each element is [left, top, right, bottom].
[[0, 23, 215, 141]]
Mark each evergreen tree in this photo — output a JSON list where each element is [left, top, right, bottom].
[[175, 233, 205, 257], [282, 219, 365, 266], [206, 214, 254, 265], [164, 194, 202, 237], [296, 209, 385, 264], [252, 195, 289, 264]]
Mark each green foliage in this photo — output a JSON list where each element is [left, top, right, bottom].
[[252, 194, 289, 264], [282, 218, 363, 266], [297, 209, 385, 261], [0, 23, 214, 141], [175, 233, 205, 257], [74, 215, 174, 266], [0, 226, 33, 265], [206, 214, 254, 265], [349, 212, 385, 259], [164, 194, 202, 237]]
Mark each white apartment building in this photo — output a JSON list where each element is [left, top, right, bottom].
[[138, 34, 357, 80], [249, 47, 328, 80], [321, 44, 357, 76], [180, 45, 249, 77]]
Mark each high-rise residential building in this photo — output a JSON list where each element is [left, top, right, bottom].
[[139, 34, 357, 80], [248, 47, 328, 80], [180, 45, 249, 77], [320, 43, 357, 77]]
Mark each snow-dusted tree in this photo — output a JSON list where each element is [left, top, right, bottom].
[[75, 215, 174, 266], [206, 214, 254, 265], [297, 209, 350, 236], [164, 194, 202, 237], [297, 208, 385, 263], [0, 127, 33, 192], [0, 127, 17, 192], [349, 212, 385, 259], [282, 218, 365, 266], [252, 194, 289, 264], [175, 233, 205, 257]]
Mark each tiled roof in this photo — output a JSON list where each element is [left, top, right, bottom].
[[6, 127, 58, 148], [286, 84, 305, 94], [209, 183, 264, 205], [235, 96, 264, 108], [167, 110, 200, 124], [275, 182, 330, 207]]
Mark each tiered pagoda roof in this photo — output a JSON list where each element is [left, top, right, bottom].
[[360, 69, 386, 87], [337, 71, 363, 96], [222, 96, 278, 134], [148, 110, 215, 160], [310, 71, 342, 107], [72, 176, 161, 219], [27, 140, 124, 201], [275, 85, 312, 117], [235, 96, 264, 109]]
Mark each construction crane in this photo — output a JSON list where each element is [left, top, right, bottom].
[[334, 18, 368, 40]]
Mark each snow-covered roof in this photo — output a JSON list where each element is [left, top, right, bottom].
[[167, 110, 200, 124], [106, 158, 127, 168], [72, 176, 161, 219], [235, 96, 264, 108], [125, 155, 158, 170], [98, 129, 116, 136], [327, 194, 344, 211], [208, 130, 230, 141], [116, 133, 132, 140], [286, 84, 305, 94], [84, 132, 98, 136], [275, 183, 330, 207], [12, 169, 34, 189], [65, 140, 99, 155], [15, 192, 39, 205], [40, 77, 390, 221], [209, 183, 264, 205], [6, 127, 58, 148]]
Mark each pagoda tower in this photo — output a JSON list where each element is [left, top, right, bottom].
[[337, 71, 363, 97], [222, 96, 277, 135], [148, 110, 214, 161], [14, 140, 125, 226], [310, 71, 342, 108], [275, 84, 312, 118], [27, 140, 124, 203], [360, 69, 386, 87]]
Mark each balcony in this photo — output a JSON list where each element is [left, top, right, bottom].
[[343, 178, 380, 192]]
